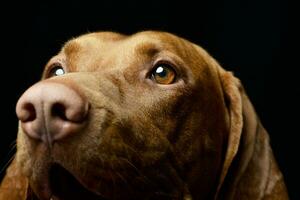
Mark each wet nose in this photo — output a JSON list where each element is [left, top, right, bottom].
[[16, 82, 89, 143]]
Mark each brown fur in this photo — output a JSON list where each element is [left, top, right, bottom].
[[0, 31, 289, 199]]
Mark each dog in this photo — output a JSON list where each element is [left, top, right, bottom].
[[0, 31, 289, 199]]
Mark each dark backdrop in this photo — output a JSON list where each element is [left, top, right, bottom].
[[1, 0, 297, 199]]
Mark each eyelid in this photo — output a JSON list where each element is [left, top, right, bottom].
[[148, 59, 179, 79], [154, 59, 177, 70], [44, 62, 66, 78], [147, 59, 173, 74]]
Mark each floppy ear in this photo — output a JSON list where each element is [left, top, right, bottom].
[[214, 68, 289, 199], [215, 68, 265, 199], [0, 158, 32, 200], [213, 69, 243, 199]]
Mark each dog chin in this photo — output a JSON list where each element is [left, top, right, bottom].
[[29, 163, 113, 200]]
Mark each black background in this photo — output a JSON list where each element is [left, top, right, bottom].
[[0, 0, 297, 199]]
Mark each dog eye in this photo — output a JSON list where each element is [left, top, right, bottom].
[[49, 65, 65, 77], [151, 64, 176, 84]]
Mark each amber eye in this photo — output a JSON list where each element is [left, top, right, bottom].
[[151, 64, 176, 84], [48, 65, 65, 77]]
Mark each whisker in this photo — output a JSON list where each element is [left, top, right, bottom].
[[115, 171, 128, 185], [9, 140, 17, 148], [7, 141, 17, 155], [117, 157, 153, 186], [0, 141, 17, 174], [0, 153, 16, 175], [110, 170, 116, 200]]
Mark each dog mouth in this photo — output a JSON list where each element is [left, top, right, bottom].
[[29, 157, 182, 200], [46, 163, 106, 200]]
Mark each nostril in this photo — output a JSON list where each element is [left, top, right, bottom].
[[51, 103, 68, 121], [16, 82, 89, 143], [51, 101, 89, 123], [18, 102, 36, 122]]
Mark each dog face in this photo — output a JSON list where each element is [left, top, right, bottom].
[[8, 31, 288, 200], [15, 31, 229, 199]]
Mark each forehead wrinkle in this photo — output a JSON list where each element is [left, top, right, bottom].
[[132, 32, 191, 59], [62, 36, 120, 72], [63, 40, 81, 58], [61, 40, 82, 72], [134, 42, 161, 58]]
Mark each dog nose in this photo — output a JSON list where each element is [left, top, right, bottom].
[[16, 81, 89, 143]]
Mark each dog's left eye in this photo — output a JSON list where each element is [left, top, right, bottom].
[[49, 65, 65, 77], [151, 64, 176, 84]]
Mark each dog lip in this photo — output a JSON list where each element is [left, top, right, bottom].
[[30, 173, 53, 200], [47, 163, 104, 199]]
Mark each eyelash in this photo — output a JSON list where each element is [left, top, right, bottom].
[[46, 63, 65, 78], [149, 60, 177, 75]]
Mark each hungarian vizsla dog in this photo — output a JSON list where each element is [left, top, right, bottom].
[[0, 31, 288, 199]]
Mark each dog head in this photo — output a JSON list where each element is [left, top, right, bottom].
[[14, 31, 265, 199]]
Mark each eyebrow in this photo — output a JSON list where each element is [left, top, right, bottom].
[[134, 42, 161, 58], [63, 41, 81, 57]]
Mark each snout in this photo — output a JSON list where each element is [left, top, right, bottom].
[[16, 81, 89, 144]]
